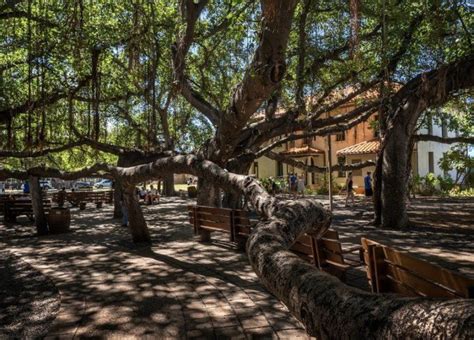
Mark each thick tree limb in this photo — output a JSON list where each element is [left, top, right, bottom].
[[0, 10, 58, 27], [0, 163, 112, 181], [252, 106, 378, 158], [224, 0, 298, 132], [171, 0, 221, 125], [414, 134, 474, 144], [264, 151, 375, 173], [0, 140, 85, 158]]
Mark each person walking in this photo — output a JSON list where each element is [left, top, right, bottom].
[[297, 174, 306, 198], [364, 171, 373, 198], [290, 173, 298, 199], [345, 172, 355, 207]]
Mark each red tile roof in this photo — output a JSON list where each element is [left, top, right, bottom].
[[280, 145, 324, 156], [336, 139, 380, 156]]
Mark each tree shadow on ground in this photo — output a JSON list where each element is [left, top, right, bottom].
[[0, 197, 307, 338]]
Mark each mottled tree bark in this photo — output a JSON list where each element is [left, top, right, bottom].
[[162, 173, 175, 196], [123, 183, 150, 243], [113, 179, 123, 219], [382, 124, 410, 227], [29, 176, 48, 235]]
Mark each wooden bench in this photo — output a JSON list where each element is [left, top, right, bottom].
[[361, 238, 474, 298], [188, 205, 253, 247], [52, 190, 113, 209], [188, 205, 363, 278], [0, 194, 30, 215], [291, 229, 363, 279], [4, 198, 52, 223]]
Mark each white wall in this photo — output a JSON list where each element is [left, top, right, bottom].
[[416, 124, 457, 178]]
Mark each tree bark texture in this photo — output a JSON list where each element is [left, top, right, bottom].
[[123, 183, 150, 243], [162, 173, 175, 196], [381, 123, 410, 227], [29, 176, 48, 235], [113, 179, 123, 219]]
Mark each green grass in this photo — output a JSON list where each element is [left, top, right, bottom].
[[175, 184, 191, 191]]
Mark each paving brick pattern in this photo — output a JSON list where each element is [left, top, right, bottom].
[[1, 197, 314, 339]]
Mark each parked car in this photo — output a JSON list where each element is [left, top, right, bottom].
[[73, 181, 93, 190], [94, 179, 113, 189], [40, 180, 53, 190]]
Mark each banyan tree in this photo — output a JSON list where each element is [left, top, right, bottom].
[[1, 0, 473, 338]]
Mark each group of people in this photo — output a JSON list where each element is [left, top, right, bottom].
[[136, 185, 160, 205], [345, 171, 373, 207], [121, 185, 161, 227], [288, 173, 306, 198]]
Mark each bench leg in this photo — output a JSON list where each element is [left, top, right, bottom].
[[79, 202, 86, 210], [198, 229, 211, 242], [96, 202, 103, 208], [236, 237, 247, 252], [5, 214, 16, 223]]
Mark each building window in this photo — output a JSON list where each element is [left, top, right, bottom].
[[276, 161, 284, 177], [336, 131, 345, 141], [352, 159, 362, 176], [428, 152, 434, 173], [337, 156, 346, 178], [442, 119, 448, 138], [253, 162, 259, 178]]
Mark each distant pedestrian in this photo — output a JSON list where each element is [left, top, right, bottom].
[[297, 174, 306, 198], [364, 172, 373, 197], [290, 173, 298, 198], [345, 172, 355, 207], [23, 181, 30, 194]]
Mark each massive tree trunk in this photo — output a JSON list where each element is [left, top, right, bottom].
[[113, 179, 123, 219], [381, 123, 410, 228], [372, 151, 383, 225], [196, 177, 220, 242], [29, 176, 48, 235], [123, 183, 150, 243], [377, 56, 474, 228], [162, 173, 175, 196]]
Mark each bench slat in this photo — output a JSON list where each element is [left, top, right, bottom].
[[384, 263, 459, 298]]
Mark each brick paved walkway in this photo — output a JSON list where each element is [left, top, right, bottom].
[[1, 197, 311, 339]]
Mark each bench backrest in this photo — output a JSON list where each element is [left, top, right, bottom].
[[291, 229, 347, 276], [52, 191, 113, 203], [4, 198, 51, 212], [361, 237, 474, 298], [187, 205, 251, 242]]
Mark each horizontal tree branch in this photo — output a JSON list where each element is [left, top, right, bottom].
[[264, 151, 375, 173], [0, 140, 85, 158], [0, 10, 58, 27], [414, 134, 474, 144]]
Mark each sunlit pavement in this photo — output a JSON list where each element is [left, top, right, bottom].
[[0, 197, 313, 339]]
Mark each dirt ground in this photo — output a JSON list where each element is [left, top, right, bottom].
[[0, 195, 472, 338]]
